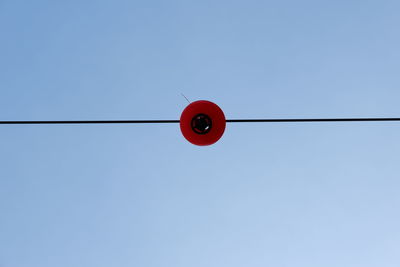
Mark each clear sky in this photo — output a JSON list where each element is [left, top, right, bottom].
[[1, 0, 400, 266]]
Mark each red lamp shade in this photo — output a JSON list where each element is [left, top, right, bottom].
[[180, 100, 226, 146]]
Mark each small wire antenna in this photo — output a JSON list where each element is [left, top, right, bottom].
[[181, 93, 191, 103]]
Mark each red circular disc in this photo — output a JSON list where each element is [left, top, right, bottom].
[[180, 100, 226, 146]]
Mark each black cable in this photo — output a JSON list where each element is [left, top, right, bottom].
[[226, 118, 400, 123], [0, 120, 180, 124], [1, 118, 400, 124]]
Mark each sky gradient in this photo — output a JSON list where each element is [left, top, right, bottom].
[[1, 1, 400, 266]]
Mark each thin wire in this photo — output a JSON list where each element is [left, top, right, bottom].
[[226, 118, 400, 123], [0, 120, 180, 124], [1, 117, 400, 125], [181, 93, 191, 103]]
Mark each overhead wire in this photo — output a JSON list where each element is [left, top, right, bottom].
[[1, 117, 400, 124]]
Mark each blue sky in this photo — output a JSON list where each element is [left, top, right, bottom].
[[1, 0, 400, 266]]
